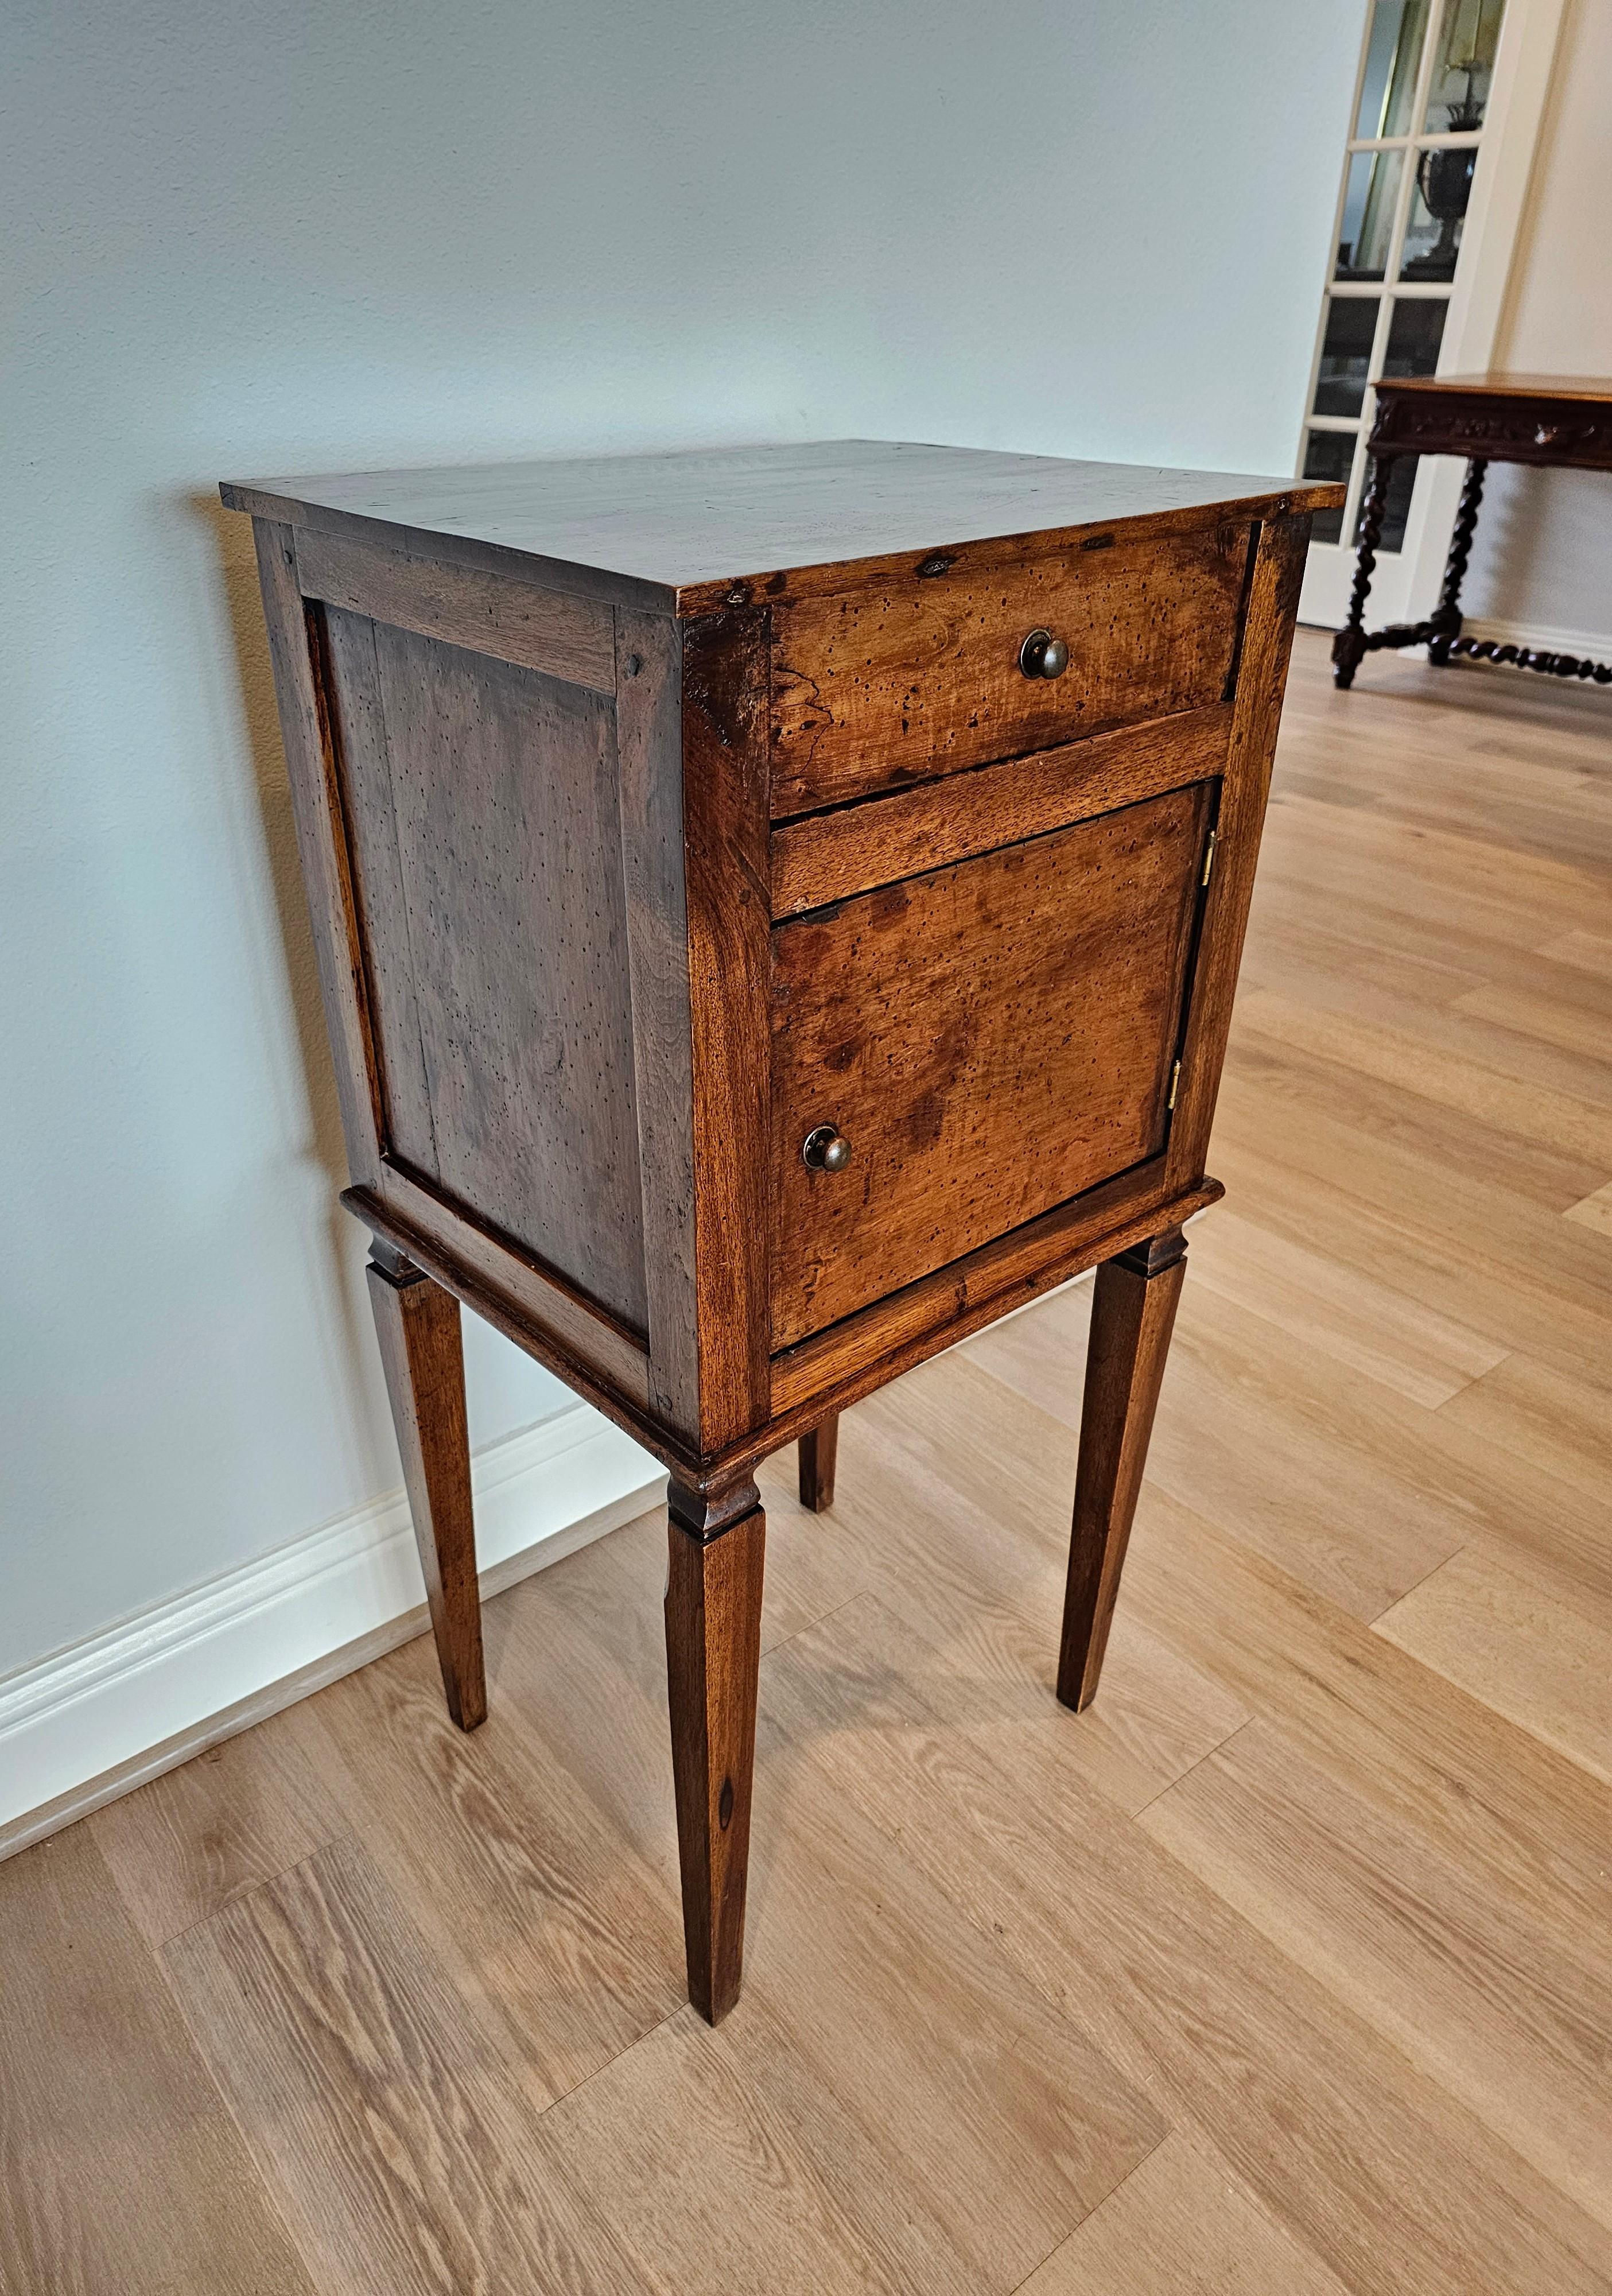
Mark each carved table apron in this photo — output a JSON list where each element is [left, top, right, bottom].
[[1333, 370, 1612, 691], [224, 439, 1338, 2021]]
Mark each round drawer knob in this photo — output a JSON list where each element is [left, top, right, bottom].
[[1019, 628, 1070, 680], [802, 1124, 851, 1173]]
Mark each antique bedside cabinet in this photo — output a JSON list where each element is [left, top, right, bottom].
[[223, 440, 1338, 2022]]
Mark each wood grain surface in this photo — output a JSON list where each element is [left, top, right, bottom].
[[766, 1168, 1220, 1423], [10, 631, 1610, 2293], [770, 522, 1248, 814], [1058, 1230, 1189, 1709], [366, 1247, 486, 1732], [1163, 512, 1310, 1196], [223, 439, 1330, 612], [321, 603, 440, 1167], [1372, 372, 1612, 475], [797, 1416, 838, 1511], [665, 1499, 767, 2022], [251, 522, 383, 1185], [1374, 1542, 1612, 1783], [349, 1169, 653, 1409], [325, 613, 650, 1333], [297, 524, 617, 691], [770, 783, 1212, 1346], [1016, 2130, 1352, 2294], [272, 1639, 685, 2109], [88, 1719, 338, 1948], [0, 1826, 317, 2295], [769, 703, 1229, 917], [679, 610, 774, 1448], [164, 1839, 644, 2294], [613, 607, 700, 1430]]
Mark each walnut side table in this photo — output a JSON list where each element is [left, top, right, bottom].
[[224, 441, 1336, 2020], [1333, 371, 1612, 689]]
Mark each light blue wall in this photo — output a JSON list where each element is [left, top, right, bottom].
[[0, 0, 1359, 1674]]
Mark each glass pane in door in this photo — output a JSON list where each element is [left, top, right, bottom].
[[1302, 431, 1355, 543], [1336, 150, 1404, 280], [1382, 297, 1448, 377], [1355, 0, 1432, 138], [1314, 298, 1380, 417], [1400, 149, 1474, 279], [1423, 0, 1505, 129]]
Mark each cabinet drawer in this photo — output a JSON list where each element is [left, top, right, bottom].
[[769, 521, 1249, 818], [769, 781, 1214, 1348]]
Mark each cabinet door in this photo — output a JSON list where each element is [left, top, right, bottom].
[[770, 781, 1215, 1347]]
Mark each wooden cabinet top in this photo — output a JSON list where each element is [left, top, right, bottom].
[[1374, 371, 1612, 404], [1367, 371, 1612, 478], [222, 438, 1335, 616]]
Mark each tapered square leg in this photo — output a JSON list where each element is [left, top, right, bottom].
[[664, 1480, 766, 2023], [366, 1242, 487, 1731], [1057, 1225, 1187, 1712], [797, 1415, 838, 1511]]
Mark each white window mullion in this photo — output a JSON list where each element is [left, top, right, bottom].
[[1296, 0, 1566, 631]]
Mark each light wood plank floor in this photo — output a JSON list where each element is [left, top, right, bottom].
[[5, 632, 1611, 2294]]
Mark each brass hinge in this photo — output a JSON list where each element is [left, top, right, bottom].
[[1201, 829, 1218, 889], [1167, 1058, 1182, 1112]]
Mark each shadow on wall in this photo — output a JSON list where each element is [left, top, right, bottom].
[[193, 491, 373, 1394]]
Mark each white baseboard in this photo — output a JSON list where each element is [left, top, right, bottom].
[[1456, 614, 1612, 663], [1300, 609, 1612, 662], [0, 1406, 662, 1860]]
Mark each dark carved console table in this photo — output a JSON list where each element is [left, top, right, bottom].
[[1334, 371, 1612, 690], [224, 441, 1336, 2021]]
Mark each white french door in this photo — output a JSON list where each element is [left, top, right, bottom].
[[1296, 0, 1565, 630]]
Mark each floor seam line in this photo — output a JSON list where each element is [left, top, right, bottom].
[[1000, 2127, 1177, 2295], [152, 1830, 360, 1956], [1368, 1540, 1472, 1629], [1129, 1717, 1254, 1821]]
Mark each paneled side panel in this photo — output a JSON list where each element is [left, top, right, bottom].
[[323, 607, 439, 1176], [329, 618, 650, 1335]]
